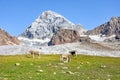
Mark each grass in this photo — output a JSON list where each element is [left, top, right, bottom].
[[0, 54, 120, 80]]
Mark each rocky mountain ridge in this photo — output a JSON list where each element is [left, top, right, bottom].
[[0, 28, 20, 45], [87, 17, 120, 37]]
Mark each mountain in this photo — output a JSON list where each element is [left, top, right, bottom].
[[0, 28, 20, 45], [19, 10, 86, 46], [87, 17, 120, 37]]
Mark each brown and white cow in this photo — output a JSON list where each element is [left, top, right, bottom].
[[60, 54, 71, 63]]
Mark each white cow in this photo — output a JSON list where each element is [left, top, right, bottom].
[[29, 49, 41, 59]]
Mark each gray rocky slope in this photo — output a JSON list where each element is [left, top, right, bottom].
[[19, 10, 86, 46], [0, 42, 120, 57]]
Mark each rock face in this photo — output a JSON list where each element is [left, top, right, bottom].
[[87, 17, 120, 36], [0, 28, 20, 45], [115, 29, 120, 39], [19, 10, 85, 46], [48, 29, 80, 45], [79, 36, 93, 42]]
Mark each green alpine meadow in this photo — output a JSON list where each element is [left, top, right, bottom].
[[0, 54, 120, 80]]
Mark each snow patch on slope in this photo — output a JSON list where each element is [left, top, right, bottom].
[[89, 35, 107, 41], [18, 37, 50, 43], [89, 35, 116, 41]]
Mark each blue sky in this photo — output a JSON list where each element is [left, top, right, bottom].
[[0, 0, 120, 36]]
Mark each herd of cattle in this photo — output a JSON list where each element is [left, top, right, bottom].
[[28, 49, 77, 63]]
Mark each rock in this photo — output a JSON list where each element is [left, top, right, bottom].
[[80, 62, 84, 65], [15, 63, 20, 66], [37, 73, 40, 75], [2, 78, 8, 80], [77, 66, 80, 69], [37, 69, 43, 73], [48, 63, 52, 66], [62, 66, 68, 70], [66, 71, 74, 75], [86, 61, 90, 64], [52, 65, 58, 68], [48, 29, 80, 45], [58, 63, 64, 65], [29, 77, 32, 79], [61, 70, 66, 74], [30, 63, 34, 66], [87, 77, 90, 79], [107, 74, 111, 77], [53, 72, 56, 75], [46, 63, 52, 66], [100, 65, 106, 69], [37, 66, 41, 68]]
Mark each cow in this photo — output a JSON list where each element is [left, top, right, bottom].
[[60, 54, 71, 63], [69, 50, 77, 56], [29, 50, 41, 59]]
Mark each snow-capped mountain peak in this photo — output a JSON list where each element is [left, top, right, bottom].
[[40, 10, 64, 18], [38, 10, 74, 24], [19, 10, 85, 46]]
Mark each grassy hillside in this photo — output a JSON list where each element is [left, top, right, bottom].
[[0, 54, 120, 80]]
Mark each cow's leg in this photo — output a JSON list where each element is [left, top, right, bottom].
[[38, 52, 40, 58], [68, 56, 71, 62], [60, 56, 63, 62], [32, 53, 34, 59], [66, 57, 69, 63], [60, 55, 63, 62]]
